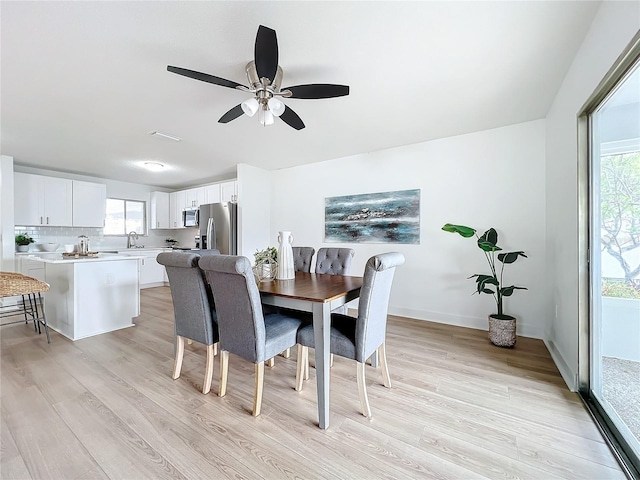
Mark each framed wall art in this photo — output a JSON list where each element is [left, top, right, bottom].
[[324, 189, 420, 244]]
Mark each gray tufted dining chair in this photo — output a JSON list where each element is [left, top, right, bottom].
[[198, 254, 303, 416], [315, 247, 356, 320], [157, 251, 220, 395], [295, 252, 405, 417], [314, 247, 355, 275], [292, 247, 315, 273]]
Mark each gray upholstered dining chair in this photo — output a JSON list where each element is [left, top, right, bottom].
[[315, 247, 355, 275], [292, 247, 315, 273], [295, 252, 405, 417], [198, 254, 303, 416], [316, 247, 356, 320], [157, 251, 220, 395]]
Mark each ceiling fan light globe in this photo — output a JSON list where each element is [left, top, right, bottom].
[[241, 98, 259, 117], [268, 98, 285, 117], [259, 108, 274, 126]]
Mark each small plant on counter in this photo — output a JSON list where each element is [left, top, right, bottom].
[[165, 237, 178, 246], [15, 233, 34, 246]]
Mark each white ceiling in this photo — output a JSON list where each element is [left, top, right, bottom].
[[1, 1, 600, 189]]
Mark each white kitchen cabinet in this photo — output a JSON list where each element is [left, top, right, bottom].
[[169, 190, 186, 229], [139, 254, 166, 288], [220, 180, 238, 202], [204, 184, 221, 204], [121, 249, 166, 288], [14, 173, 72, 226], [185, 187, 205, 209], [72, 180, 106, 227], [18, 256, 46, 282], [150, 191, 170, 229]]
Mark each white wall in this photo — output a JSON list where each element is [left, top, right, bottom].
[[271, 120, 546, 338], [545, 1, 640, 389], [0, 155, 16, 272], [237, 163, 272, 258]]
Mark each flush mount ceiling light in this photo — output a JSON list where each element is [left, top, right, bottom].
[[167, 25, 349, 130], [143, 161, 165, 172], [148, 131, 182, 142]]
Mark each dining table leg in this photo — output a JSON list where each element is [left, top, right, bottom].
[[313, 301, 331, 429]]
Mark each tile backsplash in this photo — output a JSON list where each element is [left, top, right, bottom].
[[14, 226, 199, 251]]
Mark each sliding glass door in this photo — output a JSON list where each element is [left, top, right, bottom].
[[588, 57, 640, 476]]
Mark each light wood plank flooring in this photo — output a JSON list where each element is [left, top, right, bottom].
[[1, 286, 625, 479]]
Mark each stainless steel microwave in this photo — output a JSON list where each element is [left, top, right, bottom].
[[182, 208, 199, 227]]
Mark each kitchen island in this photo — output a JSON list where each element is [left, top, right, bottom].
[[25, 253, 144, 341]]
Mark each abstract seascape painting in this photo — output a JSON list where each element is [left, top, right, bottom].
[[325, 189, 420, 244]]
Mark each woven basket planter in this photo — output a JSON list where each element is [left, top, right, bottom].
[[488, 314, 516, 347]]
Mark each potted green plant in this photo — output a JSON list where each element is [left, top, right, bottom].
[[15, 233, 34, 252], [253, 246, 278, 282], [442, 223, 527, 347], [165, 237, 178, 247]]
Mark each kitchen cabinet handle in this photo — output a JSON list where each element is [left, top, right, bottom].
[[40, 216, 43, 224], [46, 217, 49, 224]]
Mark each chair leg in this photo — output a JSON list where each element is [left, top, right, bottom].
[[266, 357, 275, 367], [187, 339, 193, 345], [253, 361, 264, 416], [172, 335, 185, 380], [330, 353, 334, 367], [379, 343, 391, 388], [202, 344, 215, 394], [213, 342, 218, 356], [281, 348, 291, 358], [304, 347, 309, 380], [295, 345, 307, 391], [356, 361, 371, 418], [219, 350, 229, 397]]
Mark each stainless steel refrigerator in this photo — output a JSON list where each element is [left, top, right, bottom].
[[199, 202, 237, 254]]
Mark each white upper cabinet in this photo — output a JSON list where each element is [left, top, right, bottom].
[[72, 180, 106, 227], [169, 190, 186, 229], [185, 187, 205, 209], [14, 173, 72, 226], [150, 191, 170, 229], [220, 180, 238, 202], [204, 184, 221, 204]]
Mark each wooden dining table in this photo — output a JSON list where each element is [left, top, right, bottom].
[[258, 271, 363, 429]]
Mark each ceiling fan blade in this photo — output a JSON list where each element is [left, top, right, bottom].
[[279, 105, 305, 130], [167, 66, 244, 90], [254, 25, 278, 84], [284, 84, 350, 99], [218, 104, 244, 123]]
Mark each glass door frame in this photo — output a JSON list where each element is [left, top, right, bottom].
[[578, 31, 640, 480]]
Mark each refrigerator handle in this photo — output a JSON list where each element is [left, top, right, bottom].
[[206, 217, 214, 249]]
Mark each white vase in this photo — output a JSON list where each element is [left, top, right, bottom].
[[276, 231, 295, 280]]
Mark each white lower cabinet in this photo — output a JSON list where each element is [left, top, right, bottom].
[[121, 249, 167, 289], [18, 256, 46, 282]]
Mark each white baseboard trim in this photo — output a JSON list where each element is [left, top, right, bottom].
[[140, 281, 167, 290], [388, 306, 543, 339], [544, 338, 577, 391]]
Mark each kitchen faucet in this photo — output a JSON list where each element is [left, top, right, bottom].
[[127, 231, 139, 248]]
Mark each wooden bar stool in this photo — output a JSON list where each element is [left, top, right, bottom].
[[0, 272, 51, 343]]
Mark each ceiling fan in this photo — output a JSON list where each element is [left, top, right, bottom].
[[167, 25, 349, 130]]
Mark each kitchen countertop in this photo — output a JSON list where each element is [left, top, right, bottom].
[[16, 247, 173, 256], [21, 253, 147, 264]]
